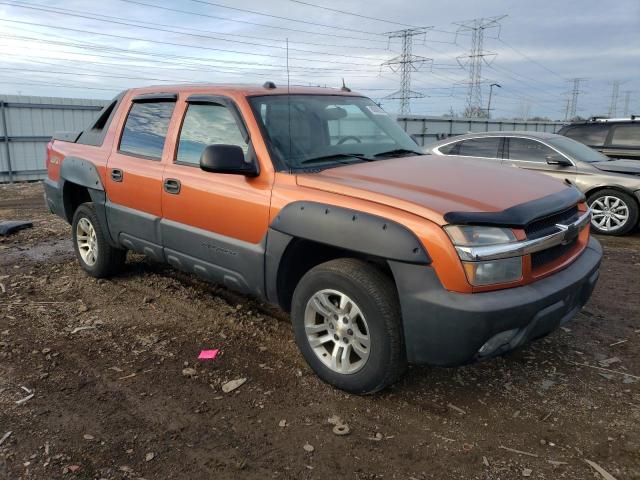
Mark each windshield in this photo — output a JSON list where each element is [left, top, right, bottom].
[[548, 136, 610, 163], [249, 94, 423, 170]]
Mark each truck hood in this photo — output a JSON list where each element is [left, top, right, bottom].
[[296, 155, 573, 225], [592, 159, 640, 176]]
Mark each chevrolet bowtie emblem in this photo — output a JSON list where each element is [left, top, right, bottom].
[[556, 222, 579, 245]]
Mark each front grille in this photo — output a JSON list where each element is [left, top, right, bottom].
[[525, 206, 579, 240], [525, 205, 582, 271], [531, 239, 577, 269]]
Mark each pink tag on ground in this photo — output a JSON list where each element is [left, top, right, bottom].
[[198, 349, 219, 360]]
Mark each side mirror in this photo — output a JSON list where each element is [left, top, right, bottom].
[[545, 153, 572, 166], [200, 144, 258, 176]]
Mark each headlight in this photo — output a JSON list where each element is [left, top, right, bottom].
[[445, 225, 522, 286], [444, 225, 516, 246]]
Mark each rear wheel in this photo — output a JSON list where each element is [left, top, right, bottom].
[[587, 189, 638, 236], [72, 203, 126, 277], [291, 258, 405, 394]]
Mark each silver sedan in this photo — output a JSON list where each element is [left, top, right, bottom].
[[426, 131, 640, 235]]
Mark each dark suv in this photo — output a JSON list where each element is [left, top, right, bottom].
[[558, 117, 640, 160]]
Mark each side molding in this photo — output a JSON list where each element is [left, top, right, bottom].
[[270, 201, 431, 264]]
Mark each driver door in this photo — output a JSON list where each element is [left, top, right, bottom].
[[160, 96, 271, 294]]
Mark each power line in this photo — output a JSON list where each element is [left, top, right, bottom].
[[286, 0, 416, 28], [0, 1, 387, 62], [120, 0, 389, 44], [185, 0, 385, 37], [381, 28, 432, 114], [0, 18, 383, 67], [496, 37, 566, 81]]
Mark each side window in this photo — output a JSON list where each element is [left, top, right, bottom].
[[563, 125, 608, 146], [438, 141, 461, 155], [456, 137, 500, 158], [508, 138, 555, 163], [610, 124, 640, 147], [119, 102, 175, 159], [176, 103, 248, 166]]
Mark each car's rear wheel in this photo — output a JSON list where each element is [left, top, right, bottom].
[[72, 203, 126, 277], [587, 189, 639, 236], [291, 258, 405, 394]]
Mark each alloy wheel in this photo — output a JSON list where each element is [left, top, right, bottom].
[[303, 289, 370, 374], [590, 195, 629, 232], [76, 217, 98, 266]]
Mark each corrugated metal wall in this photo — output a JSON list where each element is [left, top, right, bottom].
[[0, 95, 108, 183], [398, 115, 566, 146]]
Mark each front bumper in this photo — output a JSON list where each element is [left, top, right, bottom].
[[389, 237, 602, 366]]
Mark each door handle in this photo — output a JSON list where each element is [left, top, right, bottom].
[[111, 169, 123, 182], [163, 178, 181, 195]]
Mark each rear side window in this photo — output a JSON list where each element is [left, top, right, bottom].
[[450, 137, 500, 158], [610, 124, 640, 146], [119, 102, 175, 159], [507, 138, 555, 163], [562, 124, 608, 146], [176, 103, 248, 165]]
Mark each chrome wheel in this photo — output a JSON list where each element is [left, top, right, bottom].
[[590, 195, 629, 232], [76, 217, 98, 266], [304, 289, 370, 374]]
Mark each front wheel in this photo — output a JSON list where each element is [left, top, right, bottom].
[[72, 203, 126, 278], [588, 189, 639, 236], [291, 258, 406, 394]]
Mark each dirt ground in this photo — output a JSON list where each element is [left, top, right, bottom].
[[0, 181, 638, 480]]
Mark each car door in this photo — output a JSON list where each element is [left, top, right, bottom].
[[160, 95, 272, 295], [105, 93, 177, 259], [504, 137, 576, 182], [435, 136, 503, 165]]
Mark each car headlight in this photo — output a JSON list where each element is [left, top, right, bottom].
[[444, 225, 522, 286]]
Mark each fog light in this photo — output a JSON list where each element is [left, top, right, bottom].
[[478, 328, 519, 357]]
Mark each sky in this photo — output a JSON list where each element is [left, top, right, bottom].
[[0, 0, 638, 120]]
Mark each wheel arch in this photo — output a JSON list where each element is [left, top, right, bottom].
[[265, 201, 430, 312]]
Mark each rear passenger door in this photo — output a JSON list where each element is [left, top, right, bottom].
[[160, 96, 272, 295], [504, 137, 576, 181], [105, 94, 177, 257]]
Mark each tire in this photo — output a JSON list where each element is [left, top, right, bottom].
[[72, 203, 126, 278], [291, 258, 406, 394], [587, 189, 639, 236]]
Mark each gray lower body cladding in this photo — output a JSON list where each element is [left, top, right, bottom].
[[389, 237, 602, 365]]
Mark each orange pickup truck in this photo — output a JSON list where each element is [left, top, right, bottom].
[[45, 84, 602, 393]]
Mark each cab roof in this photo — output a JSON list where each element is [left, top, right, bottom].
[[124, 83, 364, 97]]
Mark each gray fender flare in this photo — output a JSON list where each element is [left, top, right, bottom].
[[59, 156, 116, 245], [265, 201, 431, 304]]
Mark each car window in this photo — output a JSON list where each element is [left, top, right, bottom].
[[438, 141, 461, 155], [562, 124, 608, 146], [610, 124, 640, 147], [454, 137, 500, 158], [326, 104, 394, 146], [508, 138, 555, 163], [119, 102, 175, 159], [176, 103, 248, 165]]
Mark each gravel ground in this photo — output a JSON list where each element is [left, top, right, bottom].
[[0, 181, 639, 480]]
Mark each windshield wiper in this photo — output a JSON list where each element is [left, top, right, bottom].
[[298, 153, 372, 165], [373, 148, 423, 158]]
